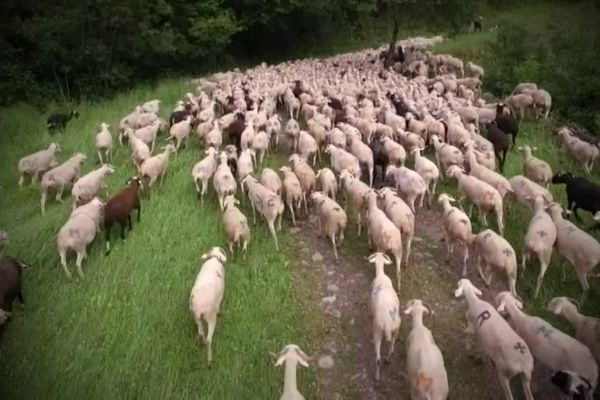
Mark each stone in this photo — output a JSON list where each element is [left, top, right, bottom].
[[318, 355, 334, 369], [327, 283, 339, 292], [321, 295, 336, 304], [312, 251, 323, 262]]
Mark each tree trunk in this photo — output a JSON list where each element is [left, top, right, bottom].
[[384, 11, 400, 69]]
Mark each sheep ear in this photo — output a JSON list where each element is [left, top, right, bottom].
[[383, 254, 392, 265], [497, 301, 506, 313], [454, 286, 463, 298], [474, 286, 483, 296], [201, 253, 209, 260], [275, 354, 286, 366], [567, 298, 581, 309]]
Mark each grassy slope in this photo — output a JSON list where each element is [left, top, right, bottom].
[[0, 80, 317, 399]]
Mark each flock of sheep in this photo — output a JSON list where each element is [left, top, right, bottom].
[[2, 35, 600, 399]]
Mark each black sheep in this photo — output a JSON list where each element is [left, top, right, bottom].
[[551, 370, 592, 400], [47, 109, 78, 133], [227, 113, 246, 151], [484, 121, 510, 172], [327, 97, 343, 110], [370, 138, 389, 187], [103, 177, 143, 253], [551, 172, 600, 221], [386, 92, 411, 117], [0, 256, 30, 313], [495, 103, 519, 146]]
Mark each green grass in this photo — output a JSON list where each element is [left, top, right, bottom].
[[0, 79, 317, 399]]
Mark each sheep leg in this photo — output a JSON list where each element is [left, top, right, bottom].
[[373, 328, 383, 381], [277, 212, 282, 231], [476, 257, 487, 284], [41, 191, 48, 214], [97, 151, 104, 164], [533, 251, 550, 299], [404, 234, 413, 267], [429, 179, 438, 206], [484, 264, 493, 286], [462, 243, 469, 276], [395, 250, 402, 291], [31, 171, 39, 185], [576, 271, 590, 305], [302, 193, 308, 217], [561, 261, 567, 282], [251, 204, 257, 225], [520, 373, 534, 400], [386, 330, 398, 363], [75, 251, 86, 278], [18, 174, 24, 188], [480, 208, 488, 226], [196, 318, 206, 344], [128, 214, 133, 231], [521, 248, 529, 270], [56, 184, 65, 202], [59, 250, 72, 279], [137, 205, 141, 222], [357, 212, 362, 236], [105, 224, 112, 253], [242, 240, 248, 259], [467, 204, 474, 217], [287, 202, 296, 226], [229, 241, 234, 256], [268, 220, 279, 251], [496, 370, 515, 400], [330, 234, 338, 260], [206, 315, 217, 365], [369, 166, 373, 188], [339, 229, 345, 244]]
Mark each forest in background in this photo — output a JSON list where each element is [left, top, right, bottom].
[[0, 0, 598, 131]]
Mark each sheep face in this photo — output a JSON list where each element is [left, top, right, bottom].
[[273, 344, 310, 367], [404, 299, 431, 316], [495, 291, 523, 314], [454, 278, 482, 298], [547, 297, 579, 315], [0, 308, 10, 325], [201, 247, 227, 263]]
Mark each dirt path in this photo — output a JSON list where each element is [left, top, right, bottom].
[[293, 205, 566, 399]]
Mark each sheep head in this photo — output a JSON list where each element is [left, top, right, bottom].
[[404, 299, 432, 317], [201, 247, 227, 263], [495, 291, 523, 313], [454, 278, 482, 298], [272, 344, 311, 368], [0, 308, 11, 325], [547, 297, 580, 315]]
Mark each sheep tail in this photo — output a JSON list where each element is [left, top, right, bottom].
[[416, 373, 433, 400]]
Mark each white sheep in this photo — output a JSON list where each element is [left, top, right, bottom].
[[404, 299, 449, 400], [57, 197, 104, 278], [18, 143, 61, 187], [40, 153, 87, 213], [505, 93, 534, 119], [557, 128, 599, 175], [472, 229, 518, 295], [346, 132, 374, 187], [521, 195, 557, 298], [139, 144, 176, 187], [548, 203, 600, 304], [310, 192, 347, 260], [365, 191, 403, 290], [446, 166, 504, 236], [266, 114, 282, 149], [213, 153, 237, 210], [288, 154, 316, 217], [242, 176, 284, 250], [397, 129, 425, 153], [191, 147, 218, 204], [205, 120, 223, 150], [280, 166, 303, 226], [464, 143, 512, 198], [130, 119, 161, 152], [547, 297, 600, 363], [141, 99, 161, 114], [496, 292, 597, 392], [315, 168, 337, 201], [222, 195, 250, 258], [251, 130, 270, 165], [381, 136, 406, 166], [438, 193, 473, 275], [260, 168, 282, 196], [338, 169, 370, 236], [518, 145, 552, 187], [530, 89, 552, 119], [430, 135, 463, 174], [236, 148, 255, 183], [384, 165, 427, 212], [189, 247, 227, 364], [367, 253, 401, 381], [465, 61, 484, 79], [297, 130, 319, 165], [508, 175, 553, 209], [240, 120, 256, 151], [71, 164, 115, 209], [168, 115, 193, 153], [412, 147, 439, 205], [95, 123, 113, 164], [327, 127, 347, 149], [272, 344, 311, 400], [285, 118, 301, 152], [454, 279, 534, 400]]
